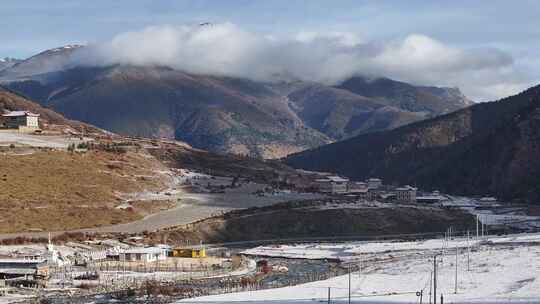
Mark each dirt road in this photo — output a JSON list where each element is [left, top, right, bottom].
[[0, 183, 322, 240], [0, 131, 90, 148]]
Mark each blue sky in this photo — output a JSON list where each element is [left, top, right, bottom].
[[3, 0, 539, 58], [1, 0, 539, 100]]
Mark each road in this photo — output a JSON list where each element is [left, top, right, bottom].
[[0, 184, 322, 240], [0, 131, 89, 148]]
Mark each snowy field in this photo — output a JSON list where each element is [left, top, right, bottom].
[[241, 233, 540, 262], [445, 197, 540, 230], [0, 132, 89, 149], [180, 233, 540, 303]]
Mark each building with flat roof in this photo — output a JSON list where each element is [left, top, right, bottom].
[[170, 247, 206, 258], [0, 259, 49, 280], [395, 185, 417, 203], [119, 247, 168, 263], [347, 181, 367, 193], [1, 111, 40, 131], [367, 178, 383, 189], [314, 176, 349, 194]]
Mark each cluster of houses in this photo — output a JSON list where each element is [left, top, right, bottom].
[[311, 174, 444, 204], [117, 245, 206, 263], [0, 240, 207, 290], [0, 110, 40, 132], [0, 238, 62, 289]]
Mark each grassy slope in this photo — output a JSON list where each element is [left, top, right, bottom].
[[0, 149, 169, 233]]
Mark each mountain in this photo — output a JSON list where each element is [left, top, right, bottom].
[[0, 57, 22, 72], [286, 85, 540, 204], [0, 45, 82, 79], [285, 83, 428, 140], [337, 76, 473, 114], [0, 45, 473, 158], [4, 65, 331, 158]]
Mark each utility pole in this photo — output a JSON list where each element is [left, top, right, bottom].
[[467, 230, 471, 271], [454, 246, 458, 294], [481, 215, 485, 238], [476, 214, 479, 240], [328, 287, 331, 304], [433, 255, 438, 304], [429, 270, 433, 304], [348, 264, 351, 304]]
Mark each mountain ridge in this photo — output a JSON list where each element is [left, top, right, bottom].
[[0, 45, 473, 158]]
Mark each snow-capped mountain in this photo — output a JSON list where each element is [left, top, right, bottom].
[[0, 44, 84, 79], [0, 57, 22, 71]]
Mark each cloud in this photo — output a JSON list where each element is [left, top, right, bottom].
[[71, 23, 530, 101]]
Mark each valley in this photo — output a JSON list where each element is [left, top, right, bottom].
[[1, 8, 539, 303]]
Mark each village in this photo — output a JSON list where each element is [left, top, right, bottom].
[[1, 109, 540, 303]]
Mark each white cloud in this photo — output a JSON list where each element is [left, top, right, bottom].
[[71, 23, 532, 101]]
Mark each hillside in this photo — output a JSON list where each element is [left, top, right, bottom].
[[149, 199, 474, 244], [1, 46, 472, 158], [286, 83, 427, 139], [0, 135, 306, 234], [338, 76, 473, 114], [0, 146, 176, 233], [286, 85, 540, 203], [4, 65, 331, 158]]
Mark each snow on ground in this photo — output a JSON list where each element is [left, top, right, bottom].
[[243, 233, 540, 262], [182, 245, 540, 303], [314, 200, 433, 211], [445, 196, 540, 230], [0, 244, 77, 258], [0, 132, 90, 149], [180, 234, 540, 303], [0, 294, 33, 304]]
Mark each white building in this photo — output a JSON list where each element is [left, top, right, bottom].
[[395, 185, 417, 203], [347, 181, 368, 193], [119, 247, 168, 263], [1, 111, 40, 130], [314, 176, 349, 194], [367, 178, 383, 189]]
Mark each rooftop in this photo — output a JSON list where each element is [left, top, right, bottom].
[[396, 185, 418, 191], [121, 247, 167, 254], [416, 196, 445, 200], [2, 111, 40, 117], [326, 176, 349, 182], [0, 259, 46, 264], [0, 268, 38, 275]]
